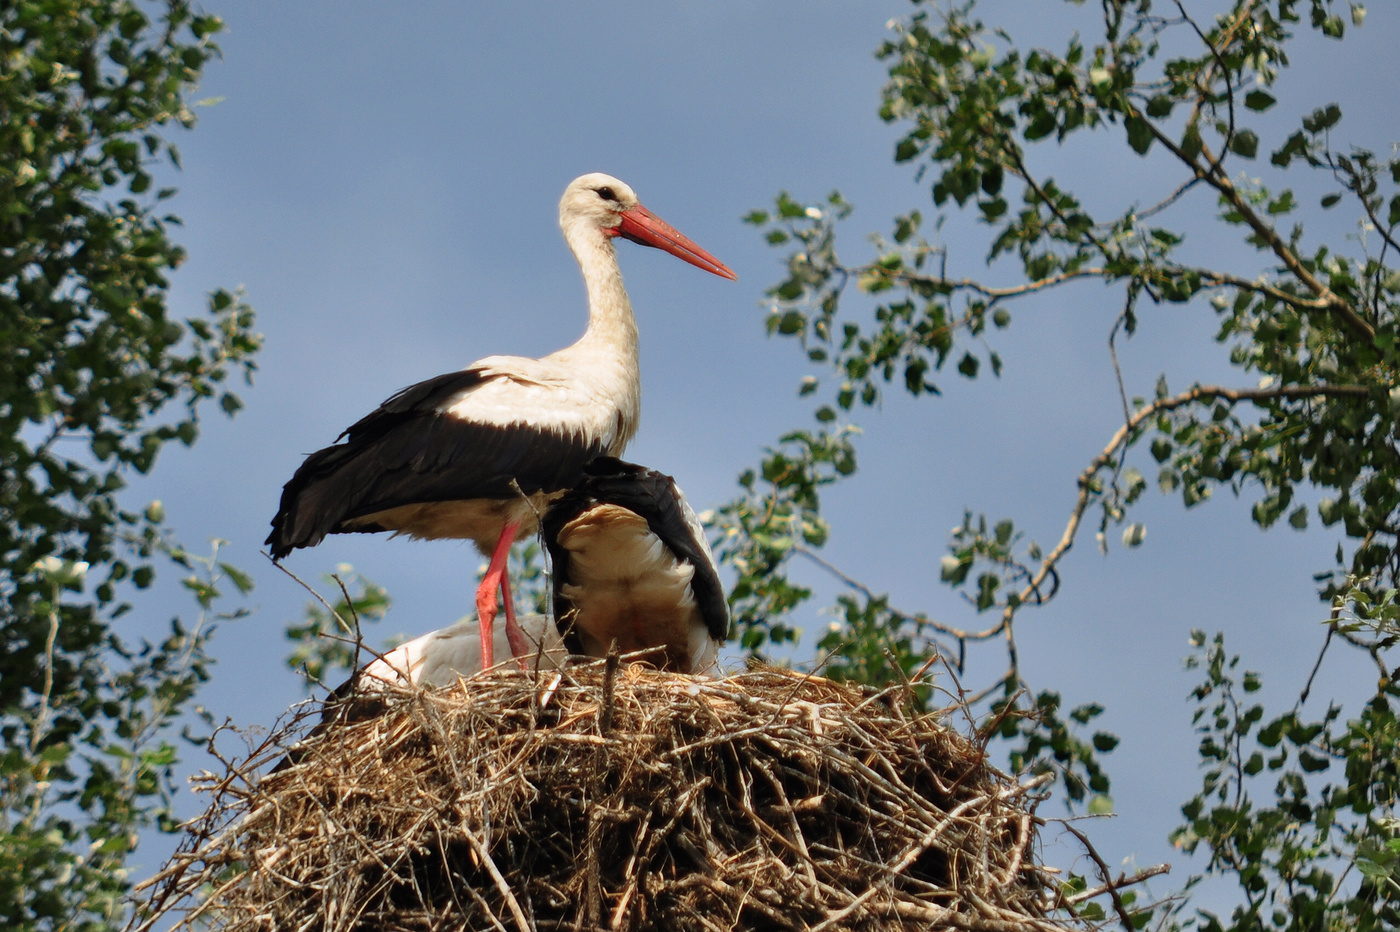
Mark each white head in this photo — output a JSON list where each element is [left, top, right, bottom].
[[557, 173, 736, 280], [558, 173, 639, 235]]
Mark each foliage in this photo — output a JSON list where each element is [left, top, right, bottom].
[[716, 0, 1393, 758], [0, 1, 260, 928], [710, 427, 855, 653], [1168, 580, 1399, 931], [708, 0, 1397, 927]]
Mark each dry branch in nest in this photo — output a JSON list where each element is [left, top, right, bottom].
[[132, 664, 1084, 932]]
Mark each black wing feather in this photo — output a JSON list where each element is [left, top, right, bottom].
[[267, 368, 607, 558], [543, 457, 729, 643]]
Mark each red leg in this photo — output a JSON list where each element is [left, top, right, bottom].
[[476, 520, 519, 670], [500, 571, 530, 669]]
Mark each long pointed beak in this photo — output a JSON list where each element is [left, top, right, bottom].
[[610, 204, 737, 281]]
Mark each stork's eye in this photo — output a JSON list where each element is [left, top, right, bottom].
[[596, 187, 618, 202]]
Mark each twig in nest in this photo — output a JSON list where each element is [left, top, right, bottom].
[[465, 824, 535, 932], [600, 641, 620, 736]]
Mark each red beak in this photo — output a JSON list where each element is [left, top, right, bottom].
[[609, 205, 737, 281]]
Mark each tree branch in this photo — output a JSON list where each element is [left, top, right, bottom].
[[892, 267, 1108, 301], [1195, 268, 1333, 312], [1004, 382, 1373, 630], [1136, 109, 1377, 344], [1328, 151, 1400, 258], [1058, 821, 1168, 932]]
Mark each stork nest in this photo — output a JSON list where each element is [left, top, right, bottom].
[[131, 664, 1077, 932]]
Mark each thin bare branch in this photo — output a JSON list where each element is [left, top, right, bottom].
[[1058, 821, 1163, 932], [792, 545, 1004, 643]]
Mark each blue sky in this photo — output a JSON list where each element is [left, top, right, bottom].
[[125, 0, 1398, 905]]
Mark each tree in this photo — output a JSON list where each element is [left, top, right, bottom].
[[0, 2, 259, 928], [711, 0, 1399, 927]]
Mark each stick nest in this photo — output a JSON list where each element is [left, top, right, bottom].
[[133, 665, 1071, 932]]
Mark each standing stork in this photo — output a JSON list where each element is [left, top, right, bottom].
[[266, 174, 735, 669], [543, 457, 728, 674]]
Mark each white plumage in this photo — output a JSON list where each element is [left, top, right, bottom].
[[356, 613, 568, 689]]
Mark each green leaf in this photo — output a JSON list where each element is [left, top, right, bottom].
[[1243, 90, 1276, 112], [1180, 123, 1203, 161], [1146, 95, 1173, 118], [1357, 854, 1393, 881], [1024, 111, 1057, 141], [1229, 130, 1259, 159], [777, 193, 807, 219], [1125, 116, 1153, 155], [1078, 902, 1106, 921], [980, 166, 1003, 197], [1266, 191, 1296, 215], [219, 562, 255, 594], [1271, 131, 1308, 167], [939, 555, 967, 583], [1087, 794, 1115, 815]]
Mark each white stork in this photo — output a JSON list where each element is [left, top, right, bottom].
[[354, 613, 567, 688], [266, 173, 734, 669], [542, 457, 728, 675]]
